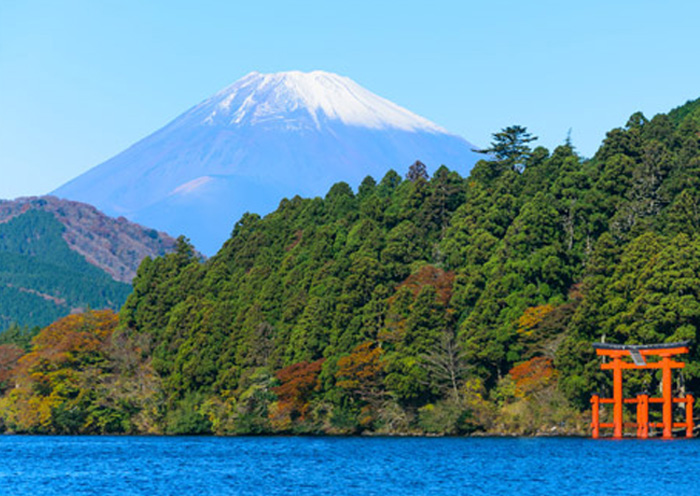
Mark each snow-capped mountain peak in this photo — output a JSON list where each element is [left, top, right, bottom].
[[195, 71, 446, 133], [53, 70, 481, 255]]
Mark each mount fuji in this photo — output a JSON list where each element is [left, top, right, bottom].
[[53, 71, 482, 254]]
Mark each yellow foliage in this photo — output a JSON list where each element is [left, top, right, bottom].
[[517, 304, 555, 336], [336, 341, 385, 419]]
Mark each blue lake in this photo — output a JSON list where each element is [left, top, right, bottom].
[[0, 436, 697, 495]]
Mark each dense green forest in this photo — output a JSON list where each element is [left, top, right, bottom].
[[2, 97, 700, 435], [0, 210, 132, 331]]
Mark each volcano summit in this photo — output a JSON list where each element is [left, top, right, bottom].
[[54, 71, 482, 254]]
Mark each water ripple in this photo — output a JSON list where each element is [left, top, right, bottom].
[[0, 436, 698, 495]]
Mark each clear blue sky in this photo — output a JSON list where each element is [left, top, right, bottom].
[[1, 0, 699, 200]]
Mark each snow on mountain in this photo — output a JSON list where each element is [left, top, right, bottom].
[[197, 71, 446, 132], [53, 71, 482, 255]]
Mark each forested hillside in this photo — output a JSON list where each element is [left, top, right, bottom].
[[2, 97, 700, 435], [0, 210, 131, 330], [0, 197, 178, 331], [0, 197, 178, 283]]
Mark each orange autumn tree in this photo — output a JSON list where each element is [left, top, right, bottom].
[[336, 341, 385, 427], [336, 341, 385, 402], [0, 310, 125, 434], [501, 356, 582, 435], [269, 358, 325, 430], [509, 356, 556, 398]]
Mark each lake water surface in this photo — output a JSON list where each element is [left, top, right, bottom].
[[0, 436, 697, 495]]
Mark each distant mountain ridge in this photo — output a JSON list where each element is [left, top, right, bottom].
[[0, 196, 177, 282], [0, 196, 178, 330], [53, 71, 482, 254]]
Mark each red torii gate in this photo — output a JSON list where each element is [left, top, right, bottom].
[[591, 341, 694, 439]]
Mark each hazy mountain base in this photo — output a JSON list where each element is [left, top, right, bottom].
[[2, 97, 700, 436]]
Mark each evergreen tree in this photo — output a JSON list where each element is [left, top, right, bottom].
[[474, 125, 538, 170], [406, 160, 429, 182]]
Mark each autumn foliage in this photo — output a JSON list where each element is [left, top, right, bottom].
[[29, 310, 116, 356], [269, 358, 325, 429], [336, 341, 384, 401], [395, 265, 455, 306], [0, 310, 126, 434], [0, 344, 23, 388], [509, 357, 556, 397], [517, 304, 555, 336]]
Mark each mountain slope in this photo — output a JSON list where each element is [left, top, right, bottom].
[[0, 197, 178, 330], [0, 196, 178, 282], [53, 71, 482, 254]]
